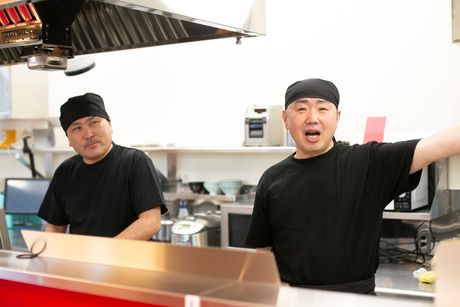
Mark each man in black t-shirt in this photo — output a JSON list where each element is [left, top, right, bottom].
[[38, 93, 167, 240], [245, 78, 460, 294]]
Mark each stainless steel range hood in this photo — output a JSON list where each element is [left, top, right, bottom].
[[0, 0, 265, 70]]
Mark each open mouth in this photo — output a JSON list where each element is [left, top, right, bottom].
[[305, 129, 320, 136], [304, 129, 321, 142]]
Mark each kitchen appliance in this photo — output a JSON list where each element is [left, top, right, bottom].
[[0, 0, 265, 70], [244, 105, 284, 146], [3, 177, 50, 215], [151, 219, 173, 242], [385, 167, 429, 211], [171, 213, 220, 247], [220, 203, 253, 249]]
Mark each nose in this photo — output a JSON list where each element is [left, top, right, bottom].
[[305, 109, 319, 124], [82, 126, 94, 139]]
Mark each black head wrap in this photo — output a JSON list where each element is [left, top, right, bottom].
[[285, 78, 340, 109], [59, 93, 110, 133]]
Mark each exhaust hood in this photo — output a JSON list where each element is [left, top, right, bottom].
[[0, 0, 265, 70]]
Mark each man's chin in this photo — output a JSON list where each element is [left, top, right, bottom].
[[295, 143, 331, 157], [82, 152, 105, 164]]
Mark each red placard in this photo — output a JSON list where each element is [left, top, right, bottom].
[[363, 116, 386, 143]]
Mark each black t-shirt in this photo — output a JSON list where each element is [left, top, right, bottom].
[[38, 144, 167, 237], [246, 140, 421, 286]]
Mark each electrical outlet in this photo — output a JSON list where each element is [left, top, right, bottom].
[[417, 228, 432, 254]]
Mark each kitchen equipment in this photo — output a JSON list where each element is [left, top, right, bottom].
[[204, 182, 221, 195], [192, 200, 220, 214], [221, 203, 253, 248], [152, 219, 174, 242], [244, 105, 284, 146], [0, 1, 265, 70], [171, 213, 221, 247], [218, 180, 243, 196], [385, 167, 429, 211], [188, 181, 206, 194], [32, 128, 55, 148], [177, 200, 189, 218], [171, 219, 206, 246], [239, 184, 257, 195]]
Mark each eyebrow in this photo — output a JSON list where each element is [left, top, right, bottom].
[[293, 98, 329, 104], [69, 116, 99, 127]]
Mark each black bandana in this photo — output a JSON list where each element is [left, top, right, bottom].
[[285, 78, 340, 109], [59, 93, 110, 133]]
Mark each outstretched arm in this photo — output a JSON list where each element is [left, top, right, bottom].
[[115, 207, 162, 240], [411, 125, 460, 174]]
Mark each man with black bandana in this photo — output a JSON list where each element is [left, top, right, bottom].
[[246, 78, 460, 294], [38, 93, 167, 240]]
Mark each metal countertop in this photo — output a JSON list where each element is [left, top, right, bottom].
[[376, 262, 434, 299], [0, 249, 433, 307]]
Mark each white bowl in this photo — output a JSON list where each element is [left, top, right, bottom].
[[204, 182, 221, 195], [218, 180, 243, 196]]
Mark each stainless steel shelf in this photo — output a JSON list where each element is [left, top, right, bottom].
[[38, 146, 296, 154], [163, 192, 236, 203], [133, 145, 296, 153], [382, 210, 431, 221]]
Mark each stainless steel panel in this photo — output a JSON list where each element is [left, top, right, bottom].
[[21, 230, 281, 285], [0, 250, 434, 307]]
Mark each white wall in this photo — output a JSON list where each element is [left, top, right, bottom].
[[46, 0, 460, 147], [1, 0, 454, 185]]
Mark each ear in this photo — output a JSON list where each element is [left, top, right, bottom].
[[282, 110, 288, 129], [105, 119, 113, 134]]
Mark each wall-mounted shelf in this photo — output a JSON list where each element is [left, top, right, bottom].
[[163, 192, 236, 203], [36, 146, 296, 180], [382, 209, 431, 221], [34, 145, 296, 154], [129, 145, 295, 154], [0, 149, 19, 155], [35, 145, 296, 155]]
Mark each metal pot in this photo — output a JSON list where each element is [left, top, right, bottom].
[[152, 219, 174, 242], [170, 213, 221, 247], [171, 218, 208, 247]]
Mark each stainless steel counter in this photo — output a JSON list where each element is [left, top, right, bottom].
[[0, 249, 433, 307], [0, 230, 437, 306], [376, 263, 434, 299]]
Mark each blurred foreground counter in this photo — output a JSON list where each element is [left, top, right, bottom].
[[0, 231, 434, 307]]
